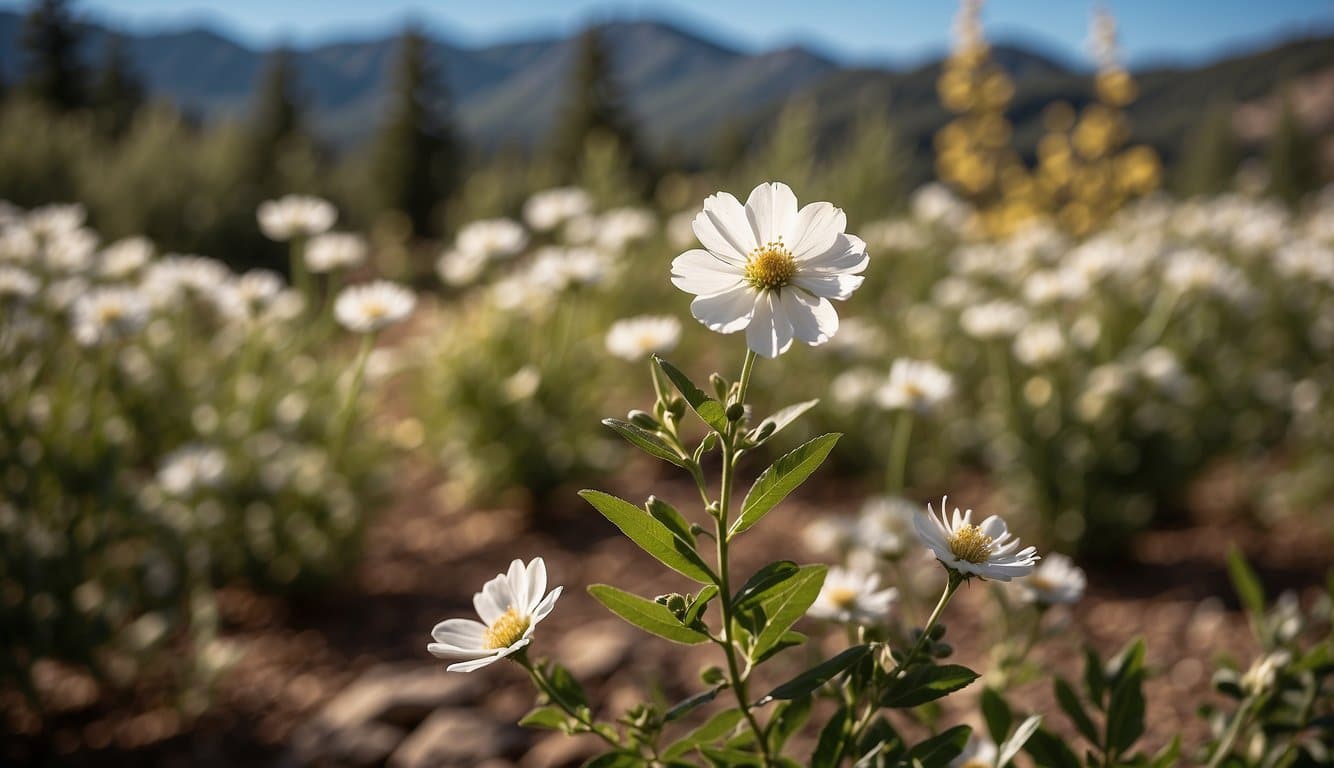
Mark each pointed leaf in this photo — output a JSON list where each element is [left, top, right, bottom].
[[907, 725, 971, 766], [753, 565, 827, 658], [648, 496, 695, 546], [767, 697, 813, 752], [603, 418, 689, 468], [588, 584, 710, 645], [733, 561, 799, 610], [981, 687, 1014, 745], [580, 490, 715, 584], [998, 715, 1042, 767], [761, 645, 872, 704], [665, 684, 727, 721], [731, 434, 841, 537], [1024, 728, 1081, 768], [1054, 678, 1099, 745], [664, 710, 744, 760], [810, 706, 850, 768], [1226, 546, 1265, 620], [750, 399, 820, 445], [655, 356, 729, 433], [684, 585, 719, 626], [881, 664, 979, 708], [519, 706, 570, 731], [1106, 671, 1146, 754], [754, 631, 807, 664]]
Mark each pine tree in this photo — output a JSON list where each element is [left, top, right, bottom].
[[246, 47, 303, 190], [1266, 90, 1319, 207], [370, 28, 460, 239], [20, 0, 86, 112], [550, 27, 653, 193], [1175, 103, 1239, 197], [92, 34, 143, 138]]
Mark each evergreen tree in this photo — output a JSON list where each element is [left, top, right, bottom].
[[1266, 90, 1319, 207], [92, 34, 143, 138], [246, 47, 303, 190], [20, 0, 86, 112], [1175, 103, 1239, 197], [550, 27, 653, 193], [370, 28, 460, 239]]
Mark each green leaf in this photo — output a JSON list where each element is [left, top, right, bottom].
[[1150, 736, 1181, 768], [855, 717, 900, 763], [998, 715, 1042, 767], [1024, 728, 1082, 768], [655, 356, 729, 433], [580, 491, 715, 584], [584, 752, 642, 768], [587, 584, 710, 645], [752, 565, 827, 659], [602, 418, 689, 468], [1082, 646, 1106, 708], [881, 664, 980, 708], [760, 645, 872, 704], [647, 496, 695, 546], [1107, 637, 1146, 690], [810, 707, 850, 768], [1054, 677, 1099, 745], [981, 687, 1014, 745], [663, 710, 744, 760], [699, 746, 764, 766], [733, 561, 799, 610], [749, 399, 820, 444], [1106, 671, 1146, 755], [665, 684, 727, 721], [731, 434, 841, 537], [767, 696, 813, 752], [1226, 545, 1265, 619], [684, 585, 719, 626], [753, 631, 806, 664], [545, 662, 588, 709], [518, 706, 569, 731], [907, 724, 971, 766]]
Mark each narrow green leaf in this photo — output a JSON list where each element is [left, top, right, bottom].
[[981, 687, 1014, 745], [754, 631, 806, 665], [684, 585, 719, 626], [733, 561, 799, 610], [647, 496, 695, 546], [760, 645, 872, 704], [1106, 671, 1146, 755], [664, 710, 744, 760], [580, 490, 715, 584], [1083, 646, 1106, 708], [810, 708, 850, 768], [749, 399, 820, 444], [655, 356, 729, 433], [907, 724, 971, 766], [588, 584, 710, 645], [1150, 735, 1181, 768], [584, 752, 642, 768], [603, 418, 689, 468], [881, 664, 980, 708], [1107, 637, 1146, 689], [752, 565, 827, 658], [1226, 545, 1265, 619], [545, 662, 588, 709], [1024, 728, 1082, 768], [998, 715, 1042, 767], [766, 696, 813, 752], [665, 684, 727, 721], [699, 746, 764, 766], [1054, 677, 1099, 745], [731, 434, 841, 537], [518, 706, 570, 731]]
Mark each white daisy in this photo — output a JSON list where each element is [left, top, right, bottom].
[[529, 246, 606, 289], [1015, 552, 1086, 605], [436, 248, 488, 287], [960, 300, 1029, 340], [333, 281, 416, 334], [595, 207, 656, 252], [428, 557, 562, 672], [876, 359, 954, 413], [605, 315, 682, 361], [304, 233, 367, 273], [914, 497, 1040, 581], [670, 181, 869, 358], [157, 444, 227, 496], [0, 266, 39, 300], [455, 218, 529, 261], [808, 566, 897, 625], [257, 195, 337, 241], [523, 187, 593, 232], [71, 286, 149, 346], [98, 236, 154, 279], [26, 203, 87, 240], [1012, 322, 1066, 367], [855, 495, 920, 559]]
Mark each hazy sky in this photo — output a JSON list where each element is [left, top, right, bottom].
[[5, 0, 1333, 65]]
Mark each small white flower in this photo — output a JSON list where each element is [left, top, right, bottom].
[[1013, 322, 1066, 367], [42, 227, 99, 274], [952, 736, 999, 768], [1163, 248, 1250, 303], [158, 444, 227, 496], [523, 187, 592, 232], [915, 497, 1039, 581], [855, 495, 920, 559], [236, 270, 286, 309], [802, 516, 859, 556], [671, 181, 869, 358], [0, 224, 38, 264], [912, 183, 968, 231], [257, 195, 336, 241], [98, 236, 154, 279], [456, 218, 529, 261], [596, 207, 656, 252], [1015, 552, 1086, 605], [830, 367, 880, 408], [428, 557, 562, 672], [304, 233, 367, 273], [1241, 650, 1290, 695], [333, 281, 416, 333], [808, 566, 897, 625], [876, 358, 954, 413], [530, 246, 607, 289], [960, 300, 1029, 340], [26, 203, 87, 240], [436, 248, 489, 287], [71, 286, 149, 346], [605, 315, 682, 360], [0, 266, 39, 300]]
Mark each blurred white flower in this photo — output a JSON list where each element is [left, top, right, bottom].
[[831, 367, 880, 408], [503, 365, 542, 401], [960, 300, 1029, 340], [157, 444, 227, 496], [0, 223, 38, 264], [911, 183, 968, 231], [915, 497, 1040, 581], [666, 210, 697, 248], [877, 358, 954, 413], [26, 203, 86, 240], [42, 227, 99, 274], [304, 232, 367, 273], [71, 285, 149, 346], [456, 218, 529, 261], [236, 269, 285, 309], [523, 187, 592, 232], [436, 248, 488, 287], [257, 195, 336, 241], [333, 281, 416, 333], [1163, 248, 1250, 303], [802, 515, 858, 556], [605, 315, 682, 360], [1013, 321, 1066, 367], [98, 236, 154, 279], [671, 181, 868, 358], [530, 246, 607, 289], [595, 207, 656, 252], [0, 266, 39, 300], [1023, 268, 1088, 305], [855, 495, 920, 559], [1241, 650, 1290, 695], [808, 566, 897, 625], [428, 557, 562, 672], [952, 736, 999, 768], [1015, 552, 1086, 605]]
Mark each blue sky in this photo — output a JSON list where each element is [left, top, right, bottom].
[[5, 0, 1333, 65]]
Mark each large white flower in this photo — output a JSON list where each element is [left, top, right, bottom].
[[808, 566, 897, 626], [333, 281, 416, 333], [605, 315, 682, 360], [1015, 552, 1086, 605], [428, 557, 562, 672], [914, 497, 1039, 581], [670, 182, 868, 358]]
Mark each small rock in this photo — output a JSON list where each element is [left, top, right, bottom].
[[555, 621, 634, 679], [390, 710, 525, 768]]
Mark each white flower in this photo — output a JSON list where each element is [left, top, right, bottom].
[[333, 281, 416, 333], [0, 266, 39, 300], [1023, 268, 1088, 305], [912, 183, 968, 231], [428, 557, 562, 672], [1013, 322, 1066, 367], [71, 286, 149, 346], [236, 269, 285, 308], [304, 233, 367, 273], [529, 246, 607, 289], [802, 516, 859, 556], [596, 207, 656, 252], [26, 203, 86, 240], [960, 300, 1029, 340], [1162, 248, 1250, 303], [1241, 650, 1290, 695], [98, 236, 154, 279], [141, 256, 230, 307], [830, 367, 880, 408], [915, 497, 1039, 581], [877, 358, 954, 413], [523, 187, 592, 232], [42, 227, 99, 274], [855, 495, 920, 559], [456, 218, 529, 261], [1015, 552, 1086, 605], [952, 736, 999, 768], [605, 315, 682, 361], [436, 248, 488, 287], [257, 195, 336, 241], [158, 444, 227, 496], [0, 223, 38, 264], [808, 566, 897, 625], [670, 181, 869, 358]]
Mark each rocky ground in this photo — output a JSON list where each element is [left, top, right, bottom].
[[4, 460, 1331, 767]]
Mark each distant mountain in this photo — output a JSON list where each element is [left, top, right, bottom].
[[0, 9, 1330, 168]]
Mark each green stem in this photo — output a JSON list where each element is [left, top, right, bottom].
[[515, 653, 622, 751], [886, 409, 915, 495], [891, 571, 963, 677], [1205, 697, 1252, 768], [332, 333, 374, 461], [1131, 289, 1181, 351], [289, 237, 311, 303]]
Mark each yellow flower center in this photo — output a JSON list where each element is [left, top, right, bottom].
[[744, 241, 797, 290], [828, 586, 860, 610], [484, 607, 530, 650], [362, 301, 387, 319], [1028, 574, 1055, 592], [948, 524, 994, 564], [97, 306, 125, 323]]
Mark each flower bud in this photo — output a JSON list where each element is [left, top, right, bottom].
[[667, 397, 686, 419], [726, 402, 746, 422], [709, 373, 729, 401], [752, 421, 776, 443], [628, 409, 659, 429], [929, 623, 948, 640], [932, 642, 953, 658], [699, 432, 720, 453], [700, 666, 725, 685]]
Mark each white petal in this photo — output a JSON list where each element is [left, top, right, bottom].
[[428, 642, 493, 660], [507, 559, 528, 611], [482, 572, 516, 614], [691, 284, 757, 333], [780, 289, 839, 346], [746, 291, 794, 358], [745, 182, 798, 246], [785, 202, 845, 260], [804, 234, 869, 273], [447, 653, 505, 672], [693, 193, 756, 264], [671, 249, 744, 296], [526, 558, 548, 614], [792, 272, 864, 301], [531, 585, 563, 623], [979, 516, 1008, 539], [473, 590, 504, 624], [431, 618, 487, 648]]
